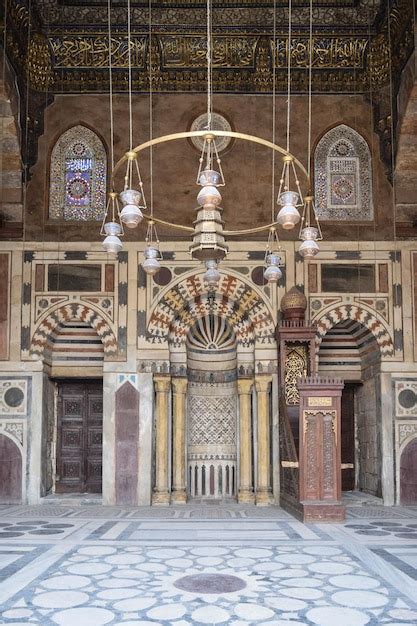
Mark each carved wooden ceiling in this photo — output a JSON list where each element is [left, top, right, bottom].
[[0, 0, 414, 174]]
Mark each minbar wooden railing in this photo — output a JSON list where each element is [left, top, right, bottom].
[[279, 390, 300, 517]]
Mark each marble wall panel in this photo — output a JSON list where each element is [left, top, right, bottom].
[[0, 253, 10, 359], [0, 376, 31, 418], [115, 381, 139, 505], [395, 380, 417, 417]]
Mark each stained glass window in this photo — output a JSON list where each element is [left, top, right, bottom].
[[314, 124, 373, 221], [49, 125, 106, 221]]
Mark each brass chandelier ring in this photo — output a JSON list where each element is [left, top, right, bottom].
[[112, 130, 310, 236]]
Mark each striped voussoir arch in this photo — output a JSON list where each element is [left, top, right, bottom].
[[147, 272, 275, 349], [315, 304, 395, 358], [30, 303, 118, 359]]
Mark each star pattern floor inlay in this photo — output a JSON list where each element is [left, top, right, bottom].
[[0, 502, 415, 625]]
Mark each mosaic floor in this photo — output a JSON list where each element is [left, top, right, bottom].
[[0, 503, 416, 625]]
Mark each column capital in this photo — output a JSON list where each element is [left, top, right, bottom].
[[171, 377, 188, 394], [153, 375, 171, 393], [255, 375, 272, 393], [237, 378, 254, 395]]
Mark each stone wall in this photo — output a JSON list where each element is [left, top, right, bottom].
[[0, 238, 415, 505], [0, 63, 23, 237], [24, 92, 392, 242]]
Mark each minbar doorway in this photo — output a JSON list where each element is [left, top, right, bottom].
[[56, 380, 103, 493], [341, 383, 356, 492]]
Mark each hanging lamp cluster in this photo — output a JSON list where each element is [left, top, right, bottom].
[[100, 0, 323, 286], [297, 0, 322, 261]]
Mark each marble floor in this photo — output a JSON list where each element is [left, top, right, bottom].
[[0, 503, 416, 625]]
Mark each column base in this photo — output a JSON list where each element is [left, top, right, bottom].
[[152, 490, 170, 505], [171, 489, 187, 504], [238, 489, 255, 504], [255, 489, 272, 506], [300, 500, 346, 522]]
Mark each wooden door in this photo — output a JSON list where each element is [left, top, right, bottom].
[[341, 384, 355, 491], [400, 438, 417, 505], [56, 381, 103, 493]]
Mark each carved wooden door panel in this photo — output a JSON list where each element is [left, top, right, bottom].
[[57, 381, 103, 493], [85, 388, 103, 493]]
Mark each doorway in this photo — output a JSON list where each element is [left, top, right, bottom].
[[56, 380, 103, 493], [341, 383, 356, 491], [400, 438, 417, 505], [0, 434, 22, 503]]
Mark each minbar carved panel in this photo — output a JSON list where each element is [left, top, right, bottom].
[[298, 376, 345, 522]]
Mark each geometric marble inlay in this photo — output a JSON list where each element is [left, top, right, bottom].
[[1, 540, 416, 626], [0, 379, 28, 416], [396, 380, 417, 417]]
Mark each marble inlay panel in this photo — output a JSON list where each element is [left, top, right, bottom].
[[0, 543, 416, 625], [0, 378, 31, 418]]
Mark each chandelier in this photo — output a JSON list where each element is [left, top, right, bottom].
[[101, 0, 322, 288]]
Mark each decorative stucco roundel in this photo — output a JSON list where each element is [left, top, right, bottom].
[[30, 303, 118, 359], [147, 272, 275, 349], [315, 304, 395, 359]]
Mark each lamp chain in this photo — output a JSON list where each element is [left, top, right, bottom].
[[149, 0, 154, 219], [307, 0, 313, 183], [271, 0, 277, 223], [206, 0, 212, 129], [108, 0, 115, 222], [286, 0, 292, 153], [305, 0, 313, 228], [127, 0, 133, 152]]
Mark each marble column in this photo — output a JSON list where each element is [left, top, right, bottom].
[[152, 375, 171, 505], [171, 377, 188, 504], [238, 378, 255, 503], [255, 375, 272, 505], [380, 372, 395, 506]]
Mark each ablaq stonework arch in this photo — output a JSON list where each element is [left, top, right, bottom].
[[314, 304, 395, 359], [146, 271, 276, 352], [30, 303, 118, 360]]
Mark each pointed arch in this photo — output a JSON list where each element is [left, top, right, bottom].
[[314, 124, 373, 221], [30, 303, 118, 360], [146, 271, 275, 351], [315, 304, 394, 359], [48, 124, 107, 221], [0, 433, 22, 504]]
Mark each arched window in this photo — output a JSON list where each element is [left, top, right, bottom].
[[49, 125, 106, 221], [314, 124, 373, 221]]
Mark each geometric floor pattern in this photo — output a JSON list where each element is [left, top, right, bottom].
[[0, 504, 416, 625]]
